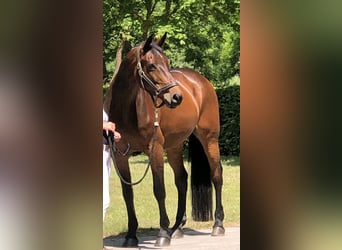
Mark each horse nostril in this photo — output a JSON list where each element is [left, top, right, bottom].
[[172, 93, 183, 105]]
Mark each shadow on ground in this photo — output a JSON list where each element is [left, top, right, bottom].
[[103, 227, 210, 248]]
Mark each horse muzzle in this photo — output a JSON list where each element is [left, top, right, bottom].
[[163, 92, 183, 108]]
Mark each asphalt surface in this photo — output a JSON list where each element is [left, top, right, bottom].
[[103, 227, 240, 250]]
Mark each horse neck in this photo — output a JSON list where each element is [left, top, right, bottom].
[[110, 60, 154, 131], [135, 87, 154, 130]]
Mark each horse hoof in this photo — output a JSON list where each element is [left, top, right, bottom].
[[211, 226, 225, 236], [122, 237, 139, 247], [155, 236, 171, 247], [171, 228, 184, 239]]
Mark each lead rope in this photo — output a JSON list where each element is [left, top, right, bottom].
[[108, 105, 159, 186]]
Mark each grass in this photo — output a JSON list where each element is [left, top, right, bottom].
[[103, 154, 240, 237]]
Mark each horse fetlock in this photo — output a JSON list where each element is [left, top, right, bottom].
[[171, 228, 184, 239]]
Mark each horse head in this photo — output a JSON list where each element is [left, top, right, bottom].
[[136, 33, 183, 108]]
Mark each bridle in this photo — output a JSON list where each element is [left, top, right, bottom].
[[136, 46, 178, 108]]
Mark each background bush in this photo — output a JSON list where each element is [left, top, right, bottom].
[[217, 85, 240, 156]]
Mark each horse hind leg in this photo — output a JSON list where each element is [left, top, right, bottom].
[[190, 133, 225, 236], [166, 146, 188, 239], [205, 139, 225, 236], [211, 161, 225, 236]]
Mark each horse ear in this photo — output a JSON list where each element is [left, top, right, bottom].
[[143, 33, 154, 53], [157, 33, 167, 48]]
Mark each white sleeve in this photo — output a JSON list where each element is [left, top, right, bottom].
[[103, 109, 108, 122]]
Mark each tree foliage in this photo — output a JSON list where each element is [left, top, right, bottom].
[[103, 0, 240, 86], [103, 0, 240, 155]]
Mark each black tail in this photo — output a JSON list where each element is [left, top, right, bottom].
[[188, 134, 213, 221]]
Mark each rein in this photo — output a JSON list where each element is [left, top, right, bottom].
[[108, 103, 160, 186], [136, 47, 178, 107]]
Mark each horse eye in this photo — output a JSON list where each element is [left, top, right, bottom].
[[147, 64, 156, 72]]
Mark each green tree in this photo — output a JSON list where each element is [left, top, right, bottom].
[[103, 0, 240, 87]]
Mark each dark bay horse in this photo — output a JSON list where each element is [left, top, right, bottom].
[[105, 34, 225, 247]]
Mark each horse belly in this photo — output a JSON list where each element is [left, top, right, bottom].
[[161, 109, 197, 148]]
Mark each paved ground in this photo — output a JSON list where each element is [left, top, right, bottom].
[[103, 227, 240, 250]]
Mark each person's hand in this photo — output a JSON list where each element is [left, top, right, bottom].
[[103, 121, 116, 133], [113, 131, 121, 142], [103, 121, 121, 142]]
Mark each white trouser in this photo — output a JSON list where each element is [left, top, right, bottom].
[[103, 147, 111, 221]]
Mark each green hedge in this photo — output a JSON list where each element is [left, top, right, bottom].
[[217, 85, 240, 156]]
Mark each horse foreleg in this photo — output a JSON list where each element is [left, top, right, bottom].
[[151, 146, 171, 246], [117, 157, 139, 247], [166, 146, 188, 239]]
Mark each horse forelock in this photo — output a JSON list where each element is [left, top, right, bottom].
[[121, 44, 165, 71], [150, 42, 163, 53], [136, 40, 163, 54]]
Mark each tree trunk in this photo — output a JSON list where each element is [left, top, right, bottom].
[[112, 39, 125, 82], [103, 38, 125, 113], [163, 0, 172, 23]]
